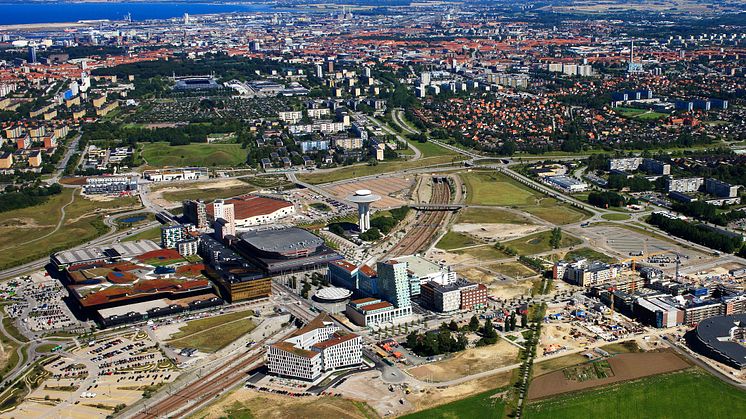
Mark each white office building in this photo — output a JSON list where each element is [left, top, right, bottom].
[[267, 313, 362, 381]]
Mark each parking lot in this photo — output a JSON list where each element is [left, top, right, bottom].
[[4, 273, 83, 336]]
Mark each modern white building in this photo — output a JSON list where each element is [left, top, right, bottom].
[[346, 189, 381, 232], [213, 199, 235, 239], [267, 313, 362, 381]]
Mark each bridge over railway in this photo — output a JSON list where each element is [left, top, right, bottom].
[[411, 203, 464, 211]]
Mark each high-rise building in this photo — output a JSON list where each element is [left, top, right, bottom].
[[420, 71, 431, 86], [377, 260, 411, 309], [213, 199, 235, 239], [28, 45, 37, 64], [315, 63, 323, 78], [183, 199, 208, 229]]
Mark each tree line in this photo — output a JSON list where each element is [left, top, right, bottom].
[[648, 212, 744, 254]]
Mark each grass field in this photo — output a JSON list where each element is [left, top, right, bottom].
[[525, 369, 746, 419], [504, 230, 582, 255], [533, 353, 589, 378], [436, 231, 480, 250], [455, 244, 510, 261], [167, 310, 256, 352], [123, 226, 161, 242], [562, 247, 617, 263], [490, 262, 538, 279], [460, 172, 588, 225], [0, 190, 141, 270], [413, 140, 456, 157], [141, 142, 247, 167], [523, 198, 590, 225], [161, 183, 256, 203], [457, 208, 534, 225], [614, 107, 667, 121], [298, 154, 462, 184], [401, 388, 506, 419], [601, 213, 631, 221], [462, 172, 538, 206]]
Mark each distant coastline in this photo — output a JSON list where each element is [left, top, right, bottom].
[[0, 1, 283, 27]]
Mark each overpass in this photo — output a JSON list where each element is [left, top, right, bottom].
[[411, 203, 464, 211]]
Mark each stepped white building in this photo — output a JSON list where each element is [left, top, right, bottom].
[[267, 313, 362, 380]]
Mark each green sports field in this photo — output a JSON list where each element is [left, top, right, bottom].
[[525, 369, 746, 419], [141, 142, 247, 167]]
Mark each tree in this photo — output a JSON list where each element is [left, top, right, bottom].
[[521, 313, 528, 328], [550, 227, 562, 249], [469, 315, 480, 332], [510, 313, 517, 331], [448, 320, 459, 331]]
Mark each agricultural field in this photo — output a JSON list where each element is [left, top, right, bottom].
[[141, 142, 247, 167], [525, 369, 746, 419], [504, 230, 582, 256], [167, 310, 256, 353], [0, 190, 141, 270]]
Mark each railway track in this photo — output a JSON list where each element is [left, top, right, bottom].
[[387, 178, 452, 258], [132, 328, 298, 419]]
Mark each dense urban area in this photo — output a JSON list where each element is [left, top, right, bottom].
[[1, 0, 746, 418]]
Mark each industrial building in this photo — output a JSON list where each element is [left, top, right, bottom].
[[267, 313, 362, 380]]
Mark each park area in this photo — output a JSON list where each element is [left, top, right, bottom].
[[525, 368, 746, 419], [0, 189, 141, 270], [140, 142, 247, 167], [460, 171, 588, 225], [166, 310, 257, 353]]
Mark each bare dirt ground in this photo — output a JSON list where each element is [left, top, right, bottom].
[[148, 178, 246, 208], [407, 341, 519, 382], [192, 387, 374, 419], [528, 351, 690, 400], [452, 223, 543, 243], [322, 176, 415, 209], [539, 322, 592, 355], [454, 267, 533, 299], [335, 371, 408, 417]]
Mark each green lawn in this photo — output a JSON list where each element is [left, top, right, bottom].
[[458, 207, 534, 225], [141, 142, 247, 167], [413, 140, 456, 158], [601, 213, 631, 221], [462, 171, 539, 206], [401, 388, 506, 419], [167, 310, 256, 353], [436, 231, 481, 250], [562, 247, 617, 263], [298, 154, 462, 185], [525, 369, 746, 419], [504, 230, 582, 255], [123, 226, 161, 242]]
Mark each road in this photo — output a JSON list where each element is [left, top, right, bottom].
[[47, 132, 81, 185]]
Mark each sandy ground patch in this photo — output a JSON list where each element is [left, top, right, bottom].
[[149, 178, 246, 208], [528, 351, 690, 400], [322, 176, 415, 209], [193, 386, 373, 419], [0, 217, 52, 229], [335, 370, 409, 417], [408, 340, 519, 382], [452, 223, 544, 243], [539, 323, 590, 354]]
